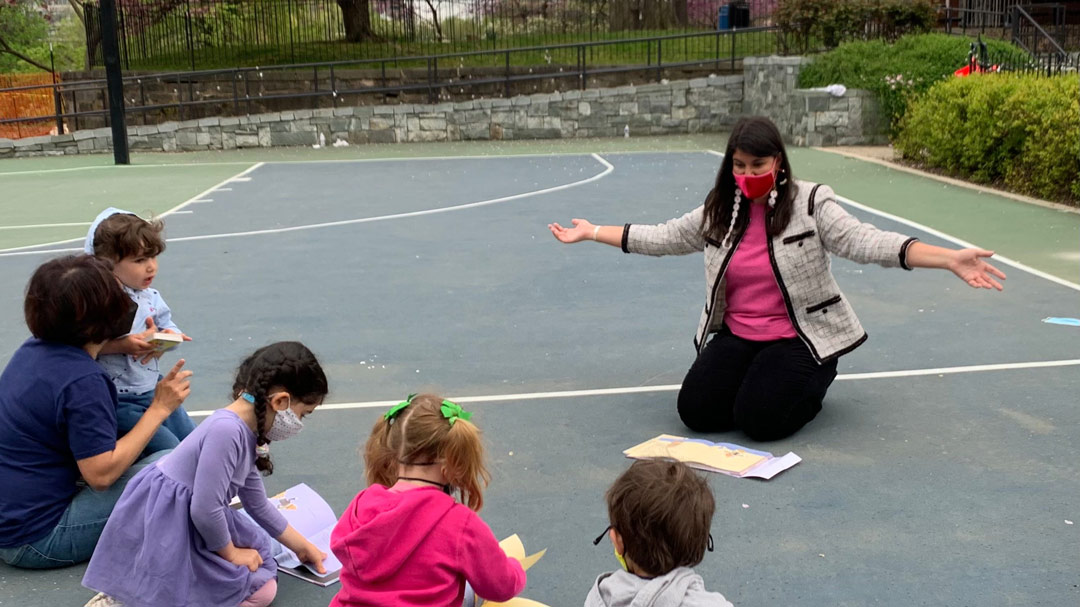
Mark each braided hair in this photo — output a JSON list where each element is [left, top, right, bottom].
[[231, 341, 328, 475]]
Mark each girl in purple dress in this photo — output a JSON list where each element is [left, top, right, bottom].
[[82, 341, 330, 607]]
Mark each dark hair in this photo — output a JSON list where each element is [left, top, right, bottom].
[[24, 255, 133, 347], [92, 213, 166, 261], [703, 116, 797, 243], [606, 459, 715, 576], [231, 341, 328, 475]]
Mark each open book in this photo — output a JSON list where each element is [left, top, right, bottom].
[[236, 483, 342, 586], [624, 434, 801, 480], [147, 332, 182, 352]]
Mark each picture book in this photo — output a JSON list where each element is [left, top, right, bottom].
[[236, 483, 342, 586], [624, 434, 801, 480], [147, 332, 182, 352]]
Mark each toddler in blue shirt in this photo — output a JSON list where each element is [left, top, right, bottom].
[[85, 208, 195, 456]]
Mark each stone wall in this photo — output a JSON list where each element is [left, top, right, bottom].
[[0, 75, 744, 157], [743, 56, 886, 146], [0, 56, 889, 157]]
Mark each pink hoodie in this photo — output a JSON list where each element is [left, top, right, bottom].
[[329, 484, 526, 607]]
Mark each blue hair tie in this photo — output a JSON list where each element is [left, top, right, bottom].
[[241, 392, 256, 404]]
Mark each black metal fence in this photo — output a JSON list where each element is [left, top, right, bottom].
[[4, 27, 783, 131], [85, 0, 779, 71], [943, 2, 1080, 49]]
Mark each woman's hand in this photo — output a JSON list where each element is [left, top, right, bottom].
[[948, 248, 1006, 290], [227, 547, 263, 573], [149, 359, 192, 415], [548, 218, 596, 244], [294, 540, 327, 575]]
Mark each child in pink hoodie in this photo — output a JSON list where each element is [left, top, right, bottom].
[[330, 393, 526, 607]]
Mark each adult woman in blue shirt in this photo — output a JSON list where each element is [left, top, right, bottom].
[[0, 255, 193, 569]]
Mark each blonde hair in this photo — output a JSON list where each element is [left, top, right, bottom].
[[364, 393, 490, 511]]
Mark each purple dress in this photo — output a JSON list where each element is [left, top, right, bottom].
[[83, 410, 287, 607]]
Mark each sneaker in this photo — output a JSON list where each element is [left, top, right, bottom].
[[83, 592, 124, 607]]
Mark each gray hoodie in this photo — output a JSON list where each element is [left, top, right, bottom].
[[584, 567, 734, 607]]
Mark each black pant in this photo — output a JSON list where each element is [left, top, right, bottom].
[[677, 328, 838, 441]]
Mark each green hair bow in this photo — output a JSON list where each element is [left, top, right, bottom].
[[440, 400, 472, 426], [384, 393, 418, 422]]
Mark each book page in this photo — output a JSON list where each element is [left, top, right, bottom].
[[266, 483, 337, 538]]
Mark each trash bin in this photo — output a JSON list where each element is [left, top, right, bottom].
[[718, 2, 751, 30], [732, 1, 751, 28]]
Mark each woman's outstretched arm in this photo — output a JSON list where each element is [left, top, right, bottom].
[[905, 242, 1006, 290]]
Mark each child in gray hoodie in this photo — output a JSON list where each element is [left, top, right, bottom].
[[586, 460, 734, 607]]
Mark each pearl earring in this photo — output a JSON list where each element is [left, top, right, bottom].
[[768, 189, 778, 208]]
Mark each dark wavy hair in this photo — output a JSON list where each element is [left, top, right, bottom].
[[703, 116, 798, 243]]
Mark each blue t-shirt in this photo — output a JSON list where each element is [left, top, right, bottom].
[[0, 338, 118, 547]]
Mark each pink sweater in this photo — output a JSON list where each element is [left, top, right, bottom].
[[329, 484, 526, 607], [723, 202, 798, 341]]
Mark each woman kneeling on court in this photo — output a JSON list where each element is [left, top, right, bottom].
[[549, 116, 1005, 441], [0, 255, 192, 569]]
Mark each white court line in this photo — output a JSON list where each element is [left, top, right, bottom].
[[171, 210, 194, 215], [0, 148, 673, 178], [185, 358, 1080, 417], [162, 153, 614, 244], [216, 187, 233, 192], [706, 149, 1080, 292], [0, 162, 263, 257], [0, 162, 255, 177], [190, 199, 214, 204], [0, 155, 610, 255], [0, 221, 91, 230]]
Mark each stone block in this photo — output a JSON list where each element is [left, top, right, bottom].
[[197, 117, 220, 127], [158, 122, 179, 133], [369, 117, 394, 130], [816, 111, 848, 127], [236, 133, 260, 148], [420, 118, 447, 130], [270, 131, 317, 146]]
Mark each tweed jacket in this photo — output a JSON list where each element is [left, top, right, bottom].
[[621, 180, 918, 363]]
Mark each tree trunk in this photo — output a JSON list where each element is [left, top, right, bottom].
[[337, 0, 375, 43]]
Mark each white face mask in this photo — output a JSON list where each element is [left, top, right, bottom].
[[266, 396, 304, 442]]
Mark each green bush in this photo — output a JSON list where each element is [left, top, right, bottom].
[[776, 0, 937, 53], [896, 72, 1080, 203], [798, 33, 1030, 132]]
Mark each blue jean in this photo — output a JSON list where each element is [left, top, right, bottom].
[[0, 450, 169, 569], [115, 388, 196, 459]]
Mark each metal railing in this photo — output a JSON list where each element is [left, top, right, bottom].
[[1, 27, 782, 131], [85, 0, 781, 71]]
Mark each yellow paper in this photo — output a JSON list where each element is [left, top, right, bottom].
[[499, 534, 545, 572], [519, 548, 546, 571], [484, 598, 551, 607], [499, 534, 525, 561]]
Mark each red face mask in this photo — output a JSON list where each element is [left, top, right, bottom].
[[733, 161, 778, 199]]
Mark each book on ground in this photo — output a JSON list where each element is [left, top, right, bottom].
[[624, 434, 801, 480], [237, 483, 342, 586]]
